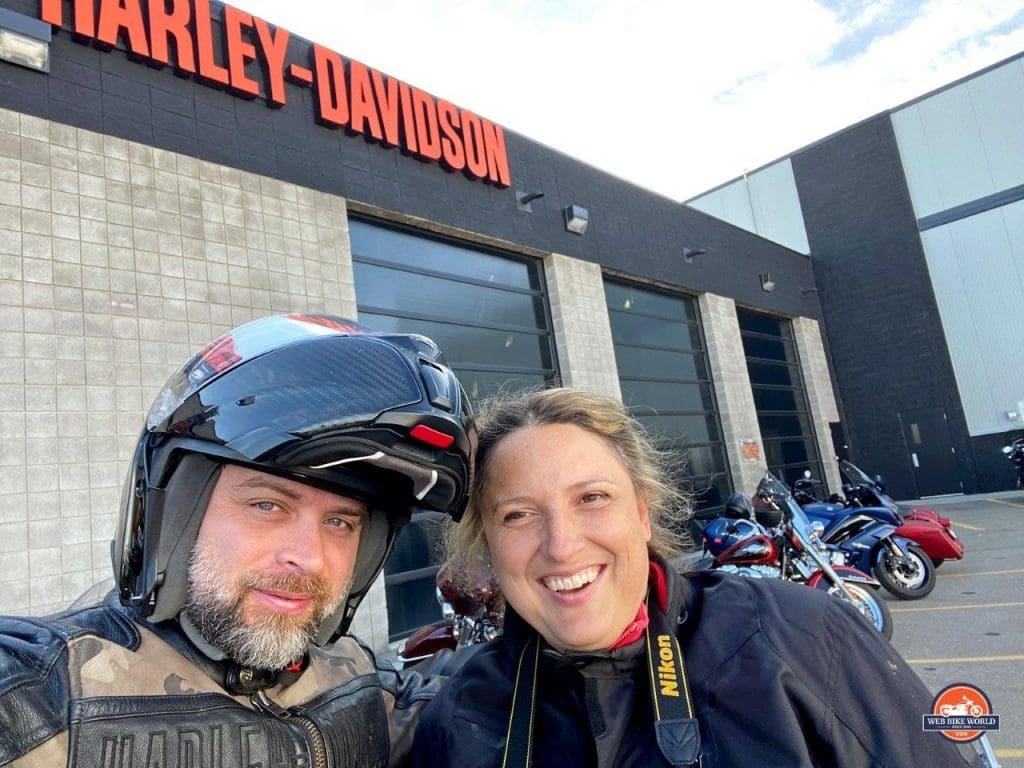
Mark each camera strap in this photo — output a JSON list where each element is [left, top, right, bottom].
[[501, 587, 702, 768], [644, 592, 702, 767]]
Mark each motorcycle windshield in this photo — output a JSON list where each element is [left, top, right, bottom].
[[755, 471, 816, 542], [839, 460, 897, 511], [839, 460, 874, 487]]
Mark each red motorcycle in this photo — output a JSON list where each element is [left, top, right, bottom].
[[705, 475, 894, 639], [838, 461, 964, 568], [896, 506, 963, 568], [396, 561, 503, 666], [795, 461, 964, 568]]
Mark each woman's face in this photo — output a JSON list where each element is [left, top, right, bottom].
[[479, 422, 652, 652]]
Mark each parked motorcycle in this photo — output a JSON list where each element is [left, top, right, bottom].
[[799, 460, 964, 569], [394, 561, 503, 667], [702, 475, 894, 639], [1004, 435, 1024, 489], [791, 473, 935, 600]]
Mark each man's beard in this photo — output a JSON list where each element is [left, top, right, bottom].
[[183, 543, 350, 670]]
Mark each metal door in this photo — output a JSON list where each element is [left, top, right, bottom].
[[899, 407, 962, 497]]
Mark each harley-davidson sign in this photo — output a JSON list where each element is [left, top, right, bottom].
[[39, 0, 511, 187]]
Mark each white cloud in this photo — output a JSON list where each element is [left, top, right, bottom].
[[228, 0, 1024, 199]]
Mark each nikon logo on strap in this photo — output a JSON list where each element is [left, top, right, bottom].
[[656, 634, 680, 698]]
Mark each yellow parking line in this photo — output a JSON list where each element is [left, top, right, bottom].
[[907, 653, 1024, 664], [938, 568, 1024, 579], [951, 520, 984, 531], [989, 497, 1024, 510], [996, 750, 1024, 758], [890, 601, 1024, 614]]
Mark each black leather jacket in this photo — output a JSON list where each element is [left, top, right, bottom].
[[413, 565, 981, 768], [0, 595, 442, 767]]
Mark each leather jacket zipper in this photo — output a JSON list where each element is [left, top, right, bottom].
[[251, 690, 329, 768]]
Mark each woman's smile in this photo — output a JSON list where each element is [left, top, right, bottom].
[[481, 422, 652, 652]]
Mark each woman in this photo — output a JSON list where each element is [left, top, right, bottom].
[[414, 388, 979, 767]]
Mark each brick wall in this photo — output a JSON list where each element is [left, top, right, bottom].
[[792, 316, 841, 492], [544, 252, 621, 398], [699, 293, 765, 495], [0, 107, 386, 638], [791, 115, 978, 498]]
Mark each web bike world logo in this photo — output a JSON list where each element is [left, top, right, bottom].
[[922, 683, 999, 742]]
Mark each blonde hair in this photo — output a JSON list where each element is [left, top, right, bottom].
[[449, 387, 691, 570]]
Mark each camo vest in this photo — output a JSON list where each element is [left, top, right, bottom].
[[0, 603, 417, 768]]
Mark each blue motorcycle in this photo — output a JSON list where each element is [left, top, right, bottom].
[[792, 471, 936, 600]]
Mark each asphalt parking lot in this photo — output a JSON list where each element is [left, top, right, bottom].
[[888, 493, 1024, 766]]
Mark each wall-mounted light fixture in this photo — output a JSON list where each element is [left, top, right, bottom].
[[682, 247, 707, 264], [516, 190, 544, 212], [760, 273, 776, 292], [563, 205, 589, 235], [800, 287, 820, 296], [0, 8, 51, 73]]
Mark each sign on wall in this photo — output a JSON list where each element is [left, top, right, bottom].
[[39, 0, 511, 187]]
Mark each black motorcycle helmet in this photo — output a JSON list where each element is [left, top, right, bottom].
[[752, 492, 785, 530], [723, 492, 753, 520], [112, 313, 473, 644]]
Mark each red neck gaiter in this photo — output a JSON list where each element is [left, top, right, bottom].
[[608, 560, 667, 650]]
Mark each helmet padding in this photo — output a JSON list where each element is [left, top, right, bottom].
[[149, 455, 221, 623]]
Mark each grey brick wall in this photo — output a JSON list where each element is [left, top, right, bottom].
[[792, 316, 841, 493], [0, 107, 394, 642], [544, 252, 620, 398], [699, 293, 765, 495]]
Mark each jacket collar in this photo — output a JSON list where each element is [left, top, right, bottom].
[[501, 555, 701, 666]]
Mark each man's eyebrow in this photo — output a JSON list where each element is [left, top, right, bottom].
[[234, 475, 369, 514], [235, 476, 304, 500]]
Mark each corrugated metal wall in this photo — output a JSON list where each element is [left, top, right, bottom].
[[892, 57, 1024, 437]]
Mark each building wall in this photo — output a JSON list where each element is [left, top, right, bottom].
[[699, 293, 765, 495], [544, 253, 620, 398], [689, 53, 1024, 496], [891, 58, 1024, 438], [791, 114, 977, 499], [918, 202, 1024, 436], [0, 0, 818, 324], [792, 316, 841, 493], [0, 99, 839, 640], [0, 107, 386, 635], [687, 159, 810, 255], [892, 57, 1024, 220]]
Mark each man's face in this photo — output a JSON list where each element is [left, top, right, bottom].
[[183, 464, 367, 670]]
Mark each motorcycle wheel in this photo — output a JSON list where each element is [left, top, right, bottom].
[[841, 583, 894, 640], [874, 543, 936, 600]]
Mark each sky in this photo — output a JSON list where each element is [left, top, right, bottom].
[[226, 0, 1024, 201]]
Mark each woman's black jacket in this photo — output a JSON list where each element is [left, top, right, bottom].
[[413, 565, 980, 768]]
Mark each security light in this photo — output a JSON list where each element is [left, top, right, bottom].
[[563, 205, 589, 235], [0, 8, 51, 73]]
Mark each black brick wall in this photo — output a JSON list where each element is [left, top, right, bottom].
[[0, 0, 817, 319], [792, 115, 1014, 497]]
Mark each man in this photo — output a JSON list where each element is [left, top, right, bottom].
[[0, 313, 474, 767]]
